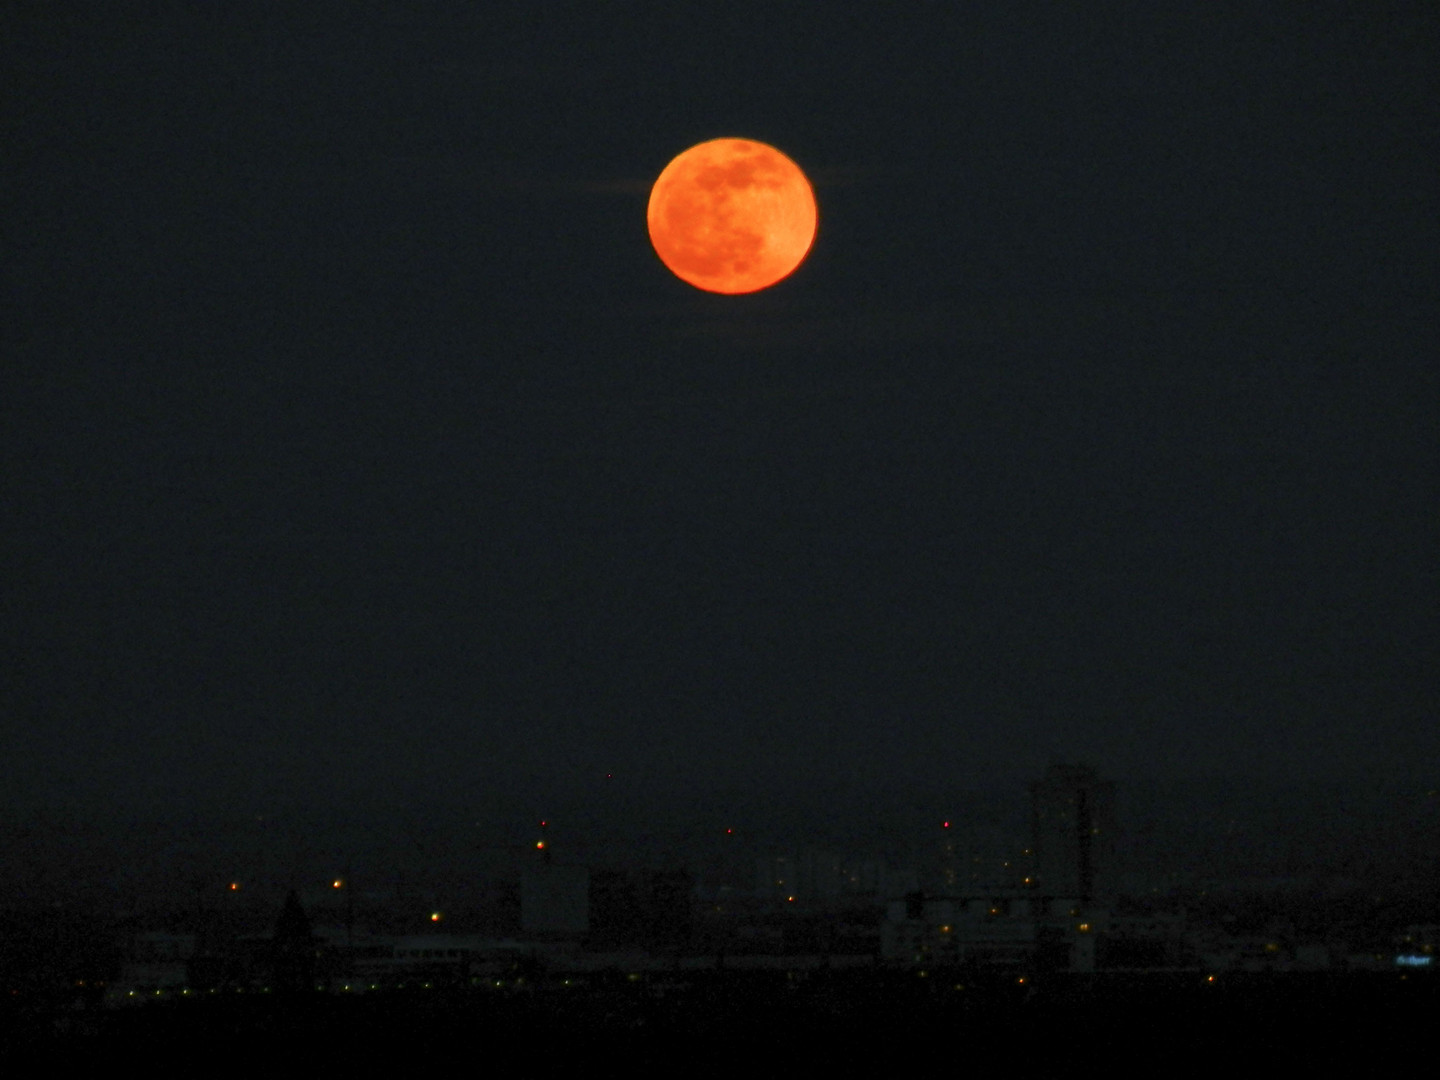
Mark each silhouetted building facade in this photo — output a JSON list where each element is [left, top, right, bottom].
[[588, 868, 693, 952], [521, 863, 590, 936], [1030, 763, 1115, 902], [270, 889, 317, 993]]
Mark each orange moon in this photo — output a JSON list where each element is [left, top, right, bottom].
[[647, 138, 818, 294]]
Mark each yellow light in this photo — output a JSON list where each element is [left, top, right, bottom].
[[333, 879, 343, 889], [940, 925, 951, 934], [1078, 923, 1091, 933], [430, 912, 442, 922]]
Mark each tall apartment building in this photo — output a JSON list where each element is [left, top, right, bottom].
[[1030, 763, 1115, 902]]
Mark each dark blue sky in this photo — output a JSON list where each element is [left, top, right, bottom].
[[3, 5, 1436, 830]]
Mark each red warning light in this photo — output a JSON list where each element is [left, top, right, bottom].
[[943, 821, 950, 828]]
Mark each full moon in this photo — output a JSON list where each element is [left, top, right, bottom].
[[647, 138, 818, 294]]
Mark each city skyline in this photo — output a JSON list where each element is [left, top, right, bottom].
[[5, 765, 1435, 918]]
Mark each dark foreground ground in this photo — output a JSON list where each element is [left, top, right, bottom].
[[4, 969, 1435, 1072]]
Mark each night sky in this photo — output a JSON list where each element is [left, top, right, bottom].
[[4, 6, 1436, 847]]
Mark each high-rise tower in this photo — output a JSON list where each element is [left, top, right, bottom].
[[1030, 763, 1115, 901]]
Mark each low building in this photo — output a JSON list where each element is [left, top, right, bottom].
[[107, 931, 196, 1002], [881, 892, 1095, 971]]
